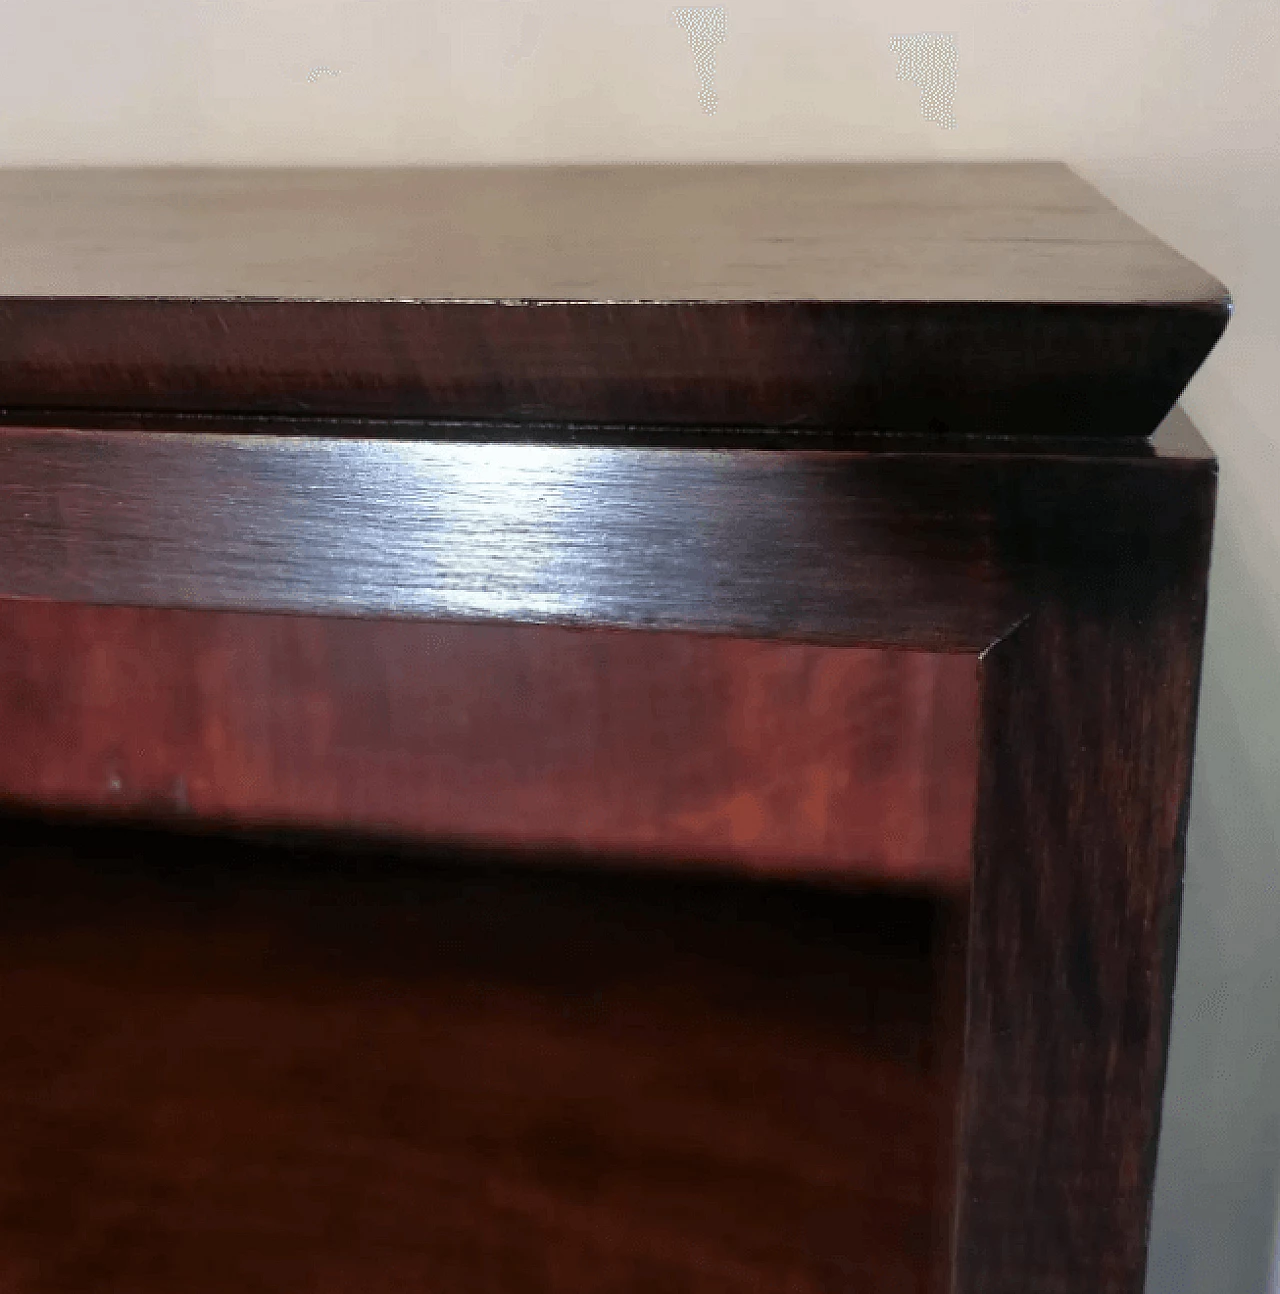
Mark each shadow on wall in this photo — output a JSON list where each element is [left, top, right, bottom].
[[1147, 468, 1280, 1294]]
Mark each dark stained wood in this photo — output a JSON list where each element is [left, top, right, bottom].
[[955, 456, 1218, 1292], [0, 817, 958, 1294], [0, 146, 1228, 1294], [0, 408, 1215, 650], [0, 401, 1220, 1294], [0, 164, 1223, 304], [0, 606, 979, 888], [0, 406, 1225, 453], [0, 164, 1228, 436]]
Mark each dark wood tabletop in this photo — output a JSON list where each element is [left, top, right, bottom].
[[0, 163, 1223, 304], [0, 163, 1228, 435]]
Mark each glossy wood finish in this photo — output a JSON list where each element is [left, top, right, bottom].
[[0, 606, 979, 887], [0, 164, 1228, 435], [0, 410, 1213, 649], [0, 403, 1219, 1293], [0, 818, 957, 1294], [955, 512, 1216, 1294], [0, 158, 1229, 1294]]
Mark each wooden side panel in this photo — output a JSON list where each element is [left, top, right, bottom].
[[0, 601, 979, 886], [953, 464, 1217, 1292]]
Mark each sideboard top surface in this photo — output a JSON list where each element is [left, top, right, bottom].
[[0, 163, 1229, 434], [0, 162, 1225, 306]]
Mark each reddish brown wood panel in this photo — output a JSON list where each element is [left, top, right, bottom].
[[0, 601, 979, 886], [0, 820, 957, 1294], [0, 297, 1225, 440]]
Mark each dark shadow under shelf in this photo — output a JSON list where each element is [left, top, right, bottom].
[[0, 816, 963, 1293]]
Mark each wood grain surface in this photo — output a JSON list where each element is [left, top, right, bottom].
[[0, 164, 1223, 303], [0, 408, 1221, 1294], [0, 817, 957, 1294], [0, 156, 1229, 1294], [0, 410, 1215, 650], [0, 164, 1228, 434], [955, 452, 1218, 1293], [0, 606, 978, 887]]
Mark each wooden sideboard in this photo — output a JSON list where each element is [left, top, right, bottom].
[[0, 163, 1227, 1293]]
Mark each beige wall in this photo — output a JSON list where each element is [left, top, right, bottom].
[[2, 2, 1278, 1289], [2, 1, 1274, 168]]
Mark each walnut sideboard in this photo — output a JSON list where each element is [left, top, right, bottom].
[[0, 163, 1228, 1293]]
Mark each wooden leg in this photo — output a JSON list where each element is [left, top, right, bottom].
[[953, 550, 1215, 1294]]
